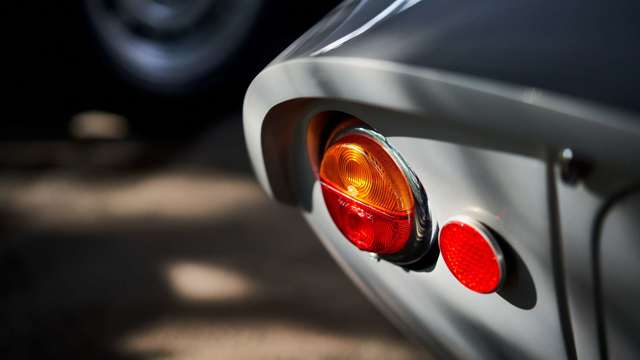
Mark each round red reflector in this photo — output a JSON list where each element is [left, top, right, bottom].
[[439, 218, 505, 293], [319, 129, 415, 255]]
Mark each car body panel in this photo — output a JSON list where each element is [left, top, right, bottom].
[[278, 0, 640, 114], [599, 191, 640, 359], [243, 1, 640, 358], [305, 138, 564, 359]]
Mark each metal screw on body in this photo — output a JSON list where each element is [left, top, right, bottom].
[[559, 148, 591, 185]]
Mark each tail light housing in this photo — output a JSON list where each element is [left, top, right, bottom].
[[318, 127, 438, 269]]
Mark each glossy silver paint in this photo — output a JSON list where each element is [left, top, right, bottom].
[[599, 192, 640, 359], [244, 1, 640, 358]]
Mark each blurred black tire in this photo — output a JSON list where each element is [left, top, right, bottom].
[[8, 1, 339, 140], [87, 0, 267, 94]]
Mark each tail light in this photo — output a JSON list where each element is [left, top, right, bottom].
[[318, 127, 437, 268], [439, 217, 505, 293]]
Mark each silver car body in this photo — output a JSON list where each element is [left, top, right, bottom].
[[243, 1, 640, 358]]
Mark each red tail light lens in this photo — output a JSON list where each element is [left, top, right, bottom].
[[321, 181, 412, 254], [319, 129, 415, 255], [439, 218, 505, 293]]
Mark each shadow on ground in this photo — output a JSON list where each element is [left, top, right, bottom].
[[0, 115, 424, 359]]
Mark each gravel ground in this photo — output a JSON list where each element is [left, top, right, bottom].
[[0, 115, 426, 359]]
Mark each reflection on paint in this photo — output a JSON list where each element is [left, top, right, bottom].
[[311, 0, 423, 56]]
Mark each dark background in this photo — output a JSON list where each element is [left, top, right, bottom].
[[8, 1, 336, 140], [2, 2, 424, 359]]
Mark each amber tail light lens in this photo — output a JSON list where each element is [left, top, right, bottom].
[[318, 127, 436, 266], [320, 133, 414, 253]]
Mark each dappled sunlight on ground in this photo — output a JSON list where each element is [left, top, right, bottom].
[[0, 170, 264, 228], [121, 320, 419, 360], [166, 261, 254, 303], [0, 116, 425, 359]]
